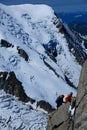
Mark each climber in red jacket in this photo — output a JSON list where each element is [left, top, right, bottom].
[[65, 92, 73, 103]]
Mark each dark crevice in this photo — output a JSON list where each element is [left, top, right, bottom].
[[52, 121, 64, 130], [43, 59, 60, 78], [65, 75, 77, 89], [52, 118, 69, 130], [75, 93, 87, 109]]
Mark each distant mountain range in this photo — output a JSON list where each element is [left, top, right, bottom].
[[58, 12, 87, 35]]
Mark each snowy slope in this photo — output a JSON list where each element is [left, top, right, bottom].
[[0, 3, 82, 109], [0, 90, 48, 130]]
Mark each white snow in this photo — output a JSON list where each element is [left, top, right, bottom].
[[0, 90, 48, 130], [0, 31, 4, 41], [0, 3, 81, 108], [0, 3, 84, 129]]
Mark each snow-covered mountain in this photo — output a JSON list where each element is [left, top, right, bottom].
[[0, 3, 87, 130], [0, 3, 86, 106]]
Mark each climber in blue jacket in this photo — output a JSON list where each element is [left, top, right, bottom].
[[56, 94, 65, 108]]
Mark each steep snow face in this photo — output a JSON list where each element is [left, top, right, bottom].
[[0, 4, 81, 107]]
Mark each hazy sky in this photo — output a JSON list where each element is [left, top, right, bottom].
[[54, 0, 87, 5], [0, 0, 87, 12]]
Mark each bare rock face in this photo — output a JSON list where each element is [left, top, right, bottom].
[[46, 103, 72, 130], [74, 60, 87, 130], [47, 60, 87, 130]]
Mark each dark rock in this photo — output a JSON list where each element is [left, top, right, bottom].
[[0, 71, 35, 103], [74, 60, 87, 130], [0, 72, 8, 89], [53, 50, 57, 57], [0, 39, 13, 48], [37, 100, 55, 113], [84, 40, 87, 49], [17, 47, 29, 61]]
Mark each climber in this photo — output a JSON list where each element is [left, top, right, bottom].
[[69, 96, 76, 117], [55, 94, 65, 108], [65, 92, 73, 103]]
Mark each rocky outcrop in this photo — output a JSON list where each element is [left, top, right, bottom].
[[74, 60, 87, 130], [0, 39, 14, 48], [17, 47, 29, 61], [0, 71, 35, 103], [46, 103, 72, 130], [46, 60, 87, 130], [37, 100, 55, 113], [0, 39, 29, 61]]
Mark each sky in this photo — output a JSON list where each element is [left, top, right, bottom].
[[0, 0, 87, 13]]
